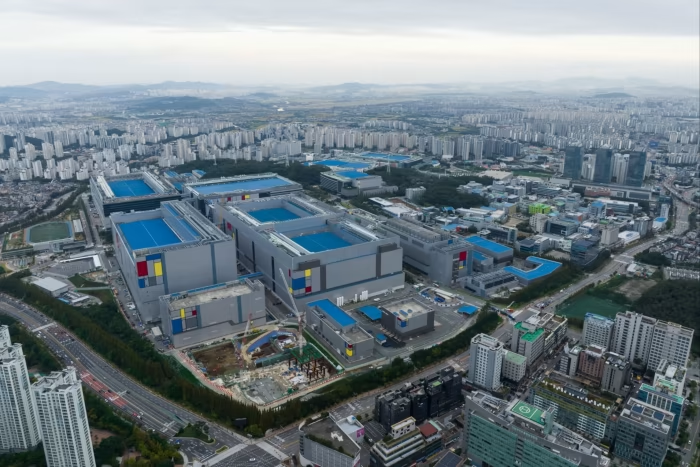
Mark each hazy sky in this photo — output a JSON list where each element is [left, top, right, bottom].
[[1, 0, 698, 87]]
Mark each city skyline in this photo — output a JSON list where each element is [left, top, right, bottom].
[[0, 0, 697, 87]]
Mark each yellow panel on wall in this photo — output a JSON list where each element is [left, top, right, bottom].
[[154, 261, 163, 276], [180, 309, 185, 319], [305, 269, 311, 277], [346, 348, 353, 357]]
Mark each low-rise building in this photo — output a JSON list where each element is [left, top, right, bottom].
[[300, 416, 361, 467], [31, 277, 70, 297], [369, 417, 443, 467], [653, 360, 686, 397], [637, 383, 684, 436], [379, 298, 435, 340], [307, 299, 374, 365]]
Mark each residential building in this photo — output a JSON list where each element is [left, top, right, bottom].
[[502, 350, 527, 383], [611, 312, 656, 366], [299, 416, 361, 467], [653, 360, 686, 397], [463, 391, 610, 467], [577, 345, 606, 383], [0, 326, 41, 453], [582, 313, 615, 349], [647, 321, 694, 370], [637, 383, 684, 436], [32, 367, 96, 467], [613, 398, 673, 467], [512, 321, 545, 365], [468, 334, 504, 391], [558, 344, 582, 377], [369, 417, 443, 467]]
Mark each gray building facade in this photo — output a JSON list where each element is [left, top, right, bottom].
[[613, 399, 673, 467], [563, 146, 584, 180], [299, 417, 361, 467], [593, 148, 614, 184], [306, 299, 374, 365], [112, 200, 237, 322], [625, 151, 648, 187], [379, 298, 435, 340], [215, 193, 405, 312], [158, 277, 266, 348]]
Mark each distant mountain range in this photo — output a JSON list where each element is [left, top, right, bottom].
[[0, 77, 695, 100]]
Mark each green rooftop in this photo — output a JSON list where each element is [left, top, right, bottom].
[[515, 322, 545, 342], [511, 401, 545, 426], [504, 351, 527, 365]]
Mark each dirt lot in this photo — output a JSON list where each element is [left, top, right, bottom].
[[193, 342, 244, 377], [616, 278, 658, 302], [91, 428, 116, 446]]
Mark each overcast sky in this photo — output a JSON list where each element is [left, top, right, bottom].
[[1, 0, 698, 87]]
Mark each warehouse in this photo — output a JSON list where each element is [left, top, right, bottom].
[[183, 173, 302, 214], [32, 277, 71, 297], [320, 171, 392, 197], [215, 193, 405, 310], [374, 217, 473, 285], [464, 236, 514, 266], [380, 298, 435, 339], [504, 257, 562, 286], [90, 172, 180, 224], [159, 277, 266, 348], [112, 200, 238, 322], [306, 299, 374, 364]]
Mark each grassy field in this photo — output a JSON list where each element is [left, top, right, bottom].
[[557, 295, 627, 319], [27, 221, 71, 243]]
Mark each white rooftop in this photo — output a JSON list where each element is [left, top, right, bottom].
[[33, 276, 69, 292]]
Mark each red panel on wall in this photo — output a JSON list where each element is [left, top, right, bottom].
[[136, 261, 148, 277], [226, 222, 232, 231], [305, 286, 312, 293], [459, 251, 467, 261]]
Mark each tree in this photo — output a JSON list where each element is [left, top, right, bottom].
[[467, 225, 478, 234]]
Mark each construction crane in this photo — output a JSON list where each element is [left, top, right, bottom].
[[242, 313, 253, 344], [278, 267, 305, 357]]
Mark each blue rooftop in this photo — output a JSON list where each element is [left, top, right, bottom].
[[291, 232, 353, 253], [472, 251, 488, 261], [465, 236, 513, 255], [248, 207, 300, 223], [358, 306, 383, 321], [361, 152, 411, 162], [336, 171, 369, 179], [441, 224, 460, 232], [308, 299, 356, 327], [108, 179, 155, 198], [504, 257, 561, 281], [310, 160, 370, 170], [457, 305, 479, 315], [192, 176, 292, 195], [655, 217, 667, 223], [120, 218, 183, 250], [592, 201, 605, 207]]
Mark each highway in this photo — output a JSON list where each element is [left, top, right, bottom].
[[0, 295, 248, 459]]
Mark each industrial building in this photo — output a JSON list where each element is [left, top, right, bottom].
[[299, 416, 362, 467], [158, 277, 266, 348], [306, 299, 374, 365], [183, 173, 302, 214], [305, 159, 371, 171], [32, 276, 71, 297], [355, 151, 424, 168], [379, 298, 435, 340], [463, 270, 519, 298], [613, 398, 673, 467], [374, 367, 462, 431], [215, 193, 405, 311], [464, 236, 513, 266], [320, 171, 396, 197], [369, 417, 443, 467], [504, 257, 562, 286], [90, 172, 180, 224], [375, 218, 474, 285], [463, 391, 610, 467], [112, 200, 238, 322]]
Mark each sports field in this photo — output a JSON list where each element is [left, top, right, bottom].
[[27, 222, 72, 243], [557, 295, 626, 319]]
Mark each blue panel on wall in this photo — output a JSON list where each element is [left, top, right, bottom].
[[171, 319, 183, 335], [146, 253, 162, 261], [291, 277, 306, 290], [138, 278, 146, 288]]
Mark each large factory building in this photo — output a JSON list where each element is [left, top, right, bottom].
[[159, 277, 266, 348], [112, 200, 237, 322], [215, 193, 405, 310], [306, 299, 374, 365], [183, 173, 302, 215], [90, 172, 181, 225]]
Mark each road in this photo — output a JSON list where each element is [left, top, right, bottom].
[[0, 295, 248, 461]]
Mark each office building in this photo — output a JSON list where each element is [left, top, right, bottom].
[[502, 350, 527, 383], [653, 360, 686, 397], [0, 326, 41, 453], [463, 392, 610, 467], [468, 334, 504, 391], [159, 277, 266, 348], [320, 171, 395, 197], [601, 352, 631, 396], [369, 417, 443, 467], [379, 298, 435, 340], [183, 172, 302, 214], [577, 345, 606, 383], [582, 313, 615, 349], [546, 218, 579, 236], [32, 368, 96, 467], [558, 344, 582, 377], [637, 383, 684, 436], [563, 146, 584, 180], [112, 200, 237, 322], [593, 148, 613, 184], [625, 151, 648, 187], [216, 193, 404, 311], [299, 416, 361, 467], [375, 218, 473, 285], [90, 172, 180, 225], [374, 367, 461, 430], [530, 374, 616, 441], [511, 312, 567, 365], [647, 321, 694, 370], [611, 312, 656, 366], [613, 398, 673, 467]]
